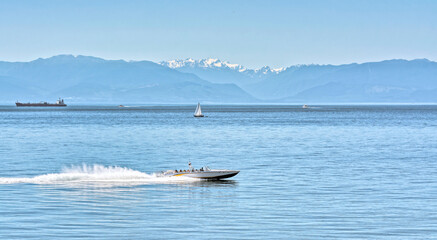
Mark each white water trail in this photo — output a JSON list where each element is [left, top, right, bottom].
[[0, 164, 200, 185]]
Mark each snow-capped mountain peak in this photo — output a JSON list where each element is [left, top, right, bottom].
[[161, 58, 246, 71], [160, 58, 284, 74]]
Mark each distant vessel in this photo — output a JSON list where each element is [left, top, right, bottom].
[[16, 98, 67, 107], [194, 102, 204, 117], [302, 104, 309, 109], [119, 105, 125, 107]]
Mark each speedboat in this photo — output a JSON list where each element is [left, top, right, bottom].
[[302, 104, 309, 109], [161, 166, 239, 180]]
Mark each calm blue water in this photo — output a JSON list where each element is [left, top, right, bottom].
[[1, 105, 437, 239]]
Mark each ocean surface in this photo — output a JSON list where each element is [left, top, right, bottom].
[[0, 105, 437, 239]]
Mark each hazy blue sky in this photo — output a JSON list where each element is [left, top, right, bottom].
[[1, 0, 436, 68]]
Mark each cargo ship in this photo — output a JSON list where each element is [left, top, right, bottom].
[[16, 98, 67, 107]]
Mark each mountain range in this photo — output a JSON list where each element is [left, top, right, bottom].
[[0, 55, 255, 103], [0, 55, 436, 104], [161, 58, 437, 103]]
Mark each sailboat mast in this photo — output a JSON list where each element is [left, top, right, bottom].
[[197, 103, 201, 114]]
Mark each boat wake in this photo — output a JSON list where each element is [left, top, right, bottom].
[[0, 164, 201, 185]]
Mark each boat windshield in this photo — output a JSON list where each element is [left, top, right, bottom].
[[204, 166, 211, 171]]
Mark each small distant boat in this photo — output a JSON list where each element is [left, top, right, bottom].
[[302, 104, 309, 109], [194, 102, 204, 117], [16, 98, 67, 107], [119, 105, 125, 108]]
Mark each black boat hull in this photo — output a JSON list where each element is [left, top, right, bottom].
[[16, 103, 67, 107]]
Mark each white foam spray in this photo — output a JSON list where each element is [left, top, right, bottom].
[[0, 164, 201, 185]]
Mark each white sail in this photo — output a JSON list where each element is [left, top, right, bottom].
[[194, 102, 203, 117]]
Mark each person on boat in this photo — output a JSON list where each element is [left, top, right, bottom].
[[188, 161, 193, 172]]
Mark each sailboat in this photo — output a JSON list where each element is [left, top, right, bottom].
[[194, 102, 204, 117]]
